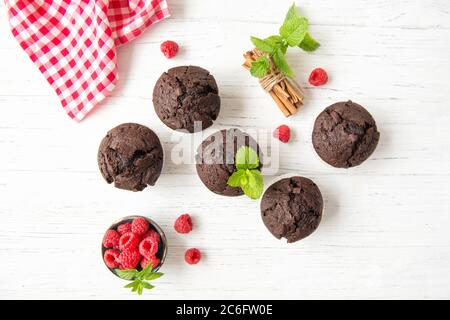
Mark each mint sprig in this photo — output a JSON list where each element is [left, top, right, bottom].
[[250, 3, 320, 78], [227, 146, 264, 200], [115, 265, 163, 296]]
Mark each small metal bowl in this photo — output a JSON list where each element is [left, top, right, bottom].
[[101, 215, 168, 278]]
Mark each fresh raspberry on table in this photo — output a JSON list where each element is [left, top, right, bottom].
[[117, 222, 132, 235], [309, 68, 328, 86], [118, 249, 141, 270], [102, 229, 120, 248], [160, 40, 179, 59], [174, 214, 193, 234], [119, 232, 140, 251], [185, 248, 202, 265], [139, 236, 159, 258], [103, 249, 120, 269], [273, 125, 291, 143], [131, 217, 149, 236], [142, 229, 161, 243], [141, 255, 161, 270]]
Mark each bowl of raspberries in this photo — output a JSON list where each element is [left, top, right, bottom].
[[102, 216, 167, 276]]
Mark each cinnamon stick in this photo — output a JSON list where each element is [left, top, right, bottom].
[[243, 48, 304, 117]]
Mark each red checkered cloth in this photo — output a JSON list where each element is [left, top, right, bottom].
[[5, 0, 170, 121]]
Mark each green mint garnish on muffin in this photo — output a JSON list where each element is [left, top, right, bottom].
[[249, 3, 320, 78], [115, 265, 163, 296], [227, 146, 264, 200]]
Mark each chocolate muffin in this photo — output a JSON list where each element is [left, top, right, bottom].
[[261, 177, 323, 243], [153, 66, 221, 133], [312, 101, 380, 168], [98, 123, 163, 192], [196, 128, 262, 197]]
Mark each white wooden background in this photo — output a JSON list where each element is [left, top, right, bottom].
[[1, 0, 450, 300]]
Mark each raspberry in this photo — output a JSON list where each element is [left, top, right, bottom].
[[273, 125, 291, 143], [174, 214, 193, 234], [139, 236, 159, 258], [141, 256, 161, 270], [119, 232, 140, 251], [142, 229, 161, 243], [131, 217, 149, 236], [185, 248, 201, 265], [117, 222, 132, 235], [102, 229, 120, 248], [103, 249, 120, 269], [118, 249, 141, 270], [160, 40, 179, 59], [309, 68, 328, 86]]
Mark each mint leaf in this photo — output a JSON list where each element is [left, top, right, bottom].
[[250, 36, 275, 54], [136, 265, 152, 279], [115, 269, 138, 281], [283, 4, 319, 51], [299, 32, 320, 52], [250, 56, 271, 78], [124, 279, 154, 295], [228, 170, 247, 187], [245, 148, 260, 170], [284, 3, 299, 23], [265, 35, 288, 54], [228, 169, 264, 200], [137, 282, 144, 295], [280, 43, 288, 55], [137, 265, 164, 281], [272, 48, 294, 78], [279, 16, 308, 47], [264, 35, 283, 47], [235, 146, 260, 170], [241, 170, 264, 200], [142, 272, 164, 281], [141, 282, 155, 290], [124, 280, 140, 290]]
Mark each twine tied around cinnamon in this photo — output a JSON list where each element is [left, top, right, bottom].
[[243, 49, 304, 117]]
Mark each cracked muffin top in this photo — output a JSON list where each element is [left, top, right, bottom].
[[312, 101, 380, 168], [261, 177, 323, 243], [97, 123, 164, 192], [153, 66, 221, 133]]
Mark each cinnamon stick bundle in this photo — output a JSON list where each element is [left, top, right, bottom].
[[243, 49, 304, 117]]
